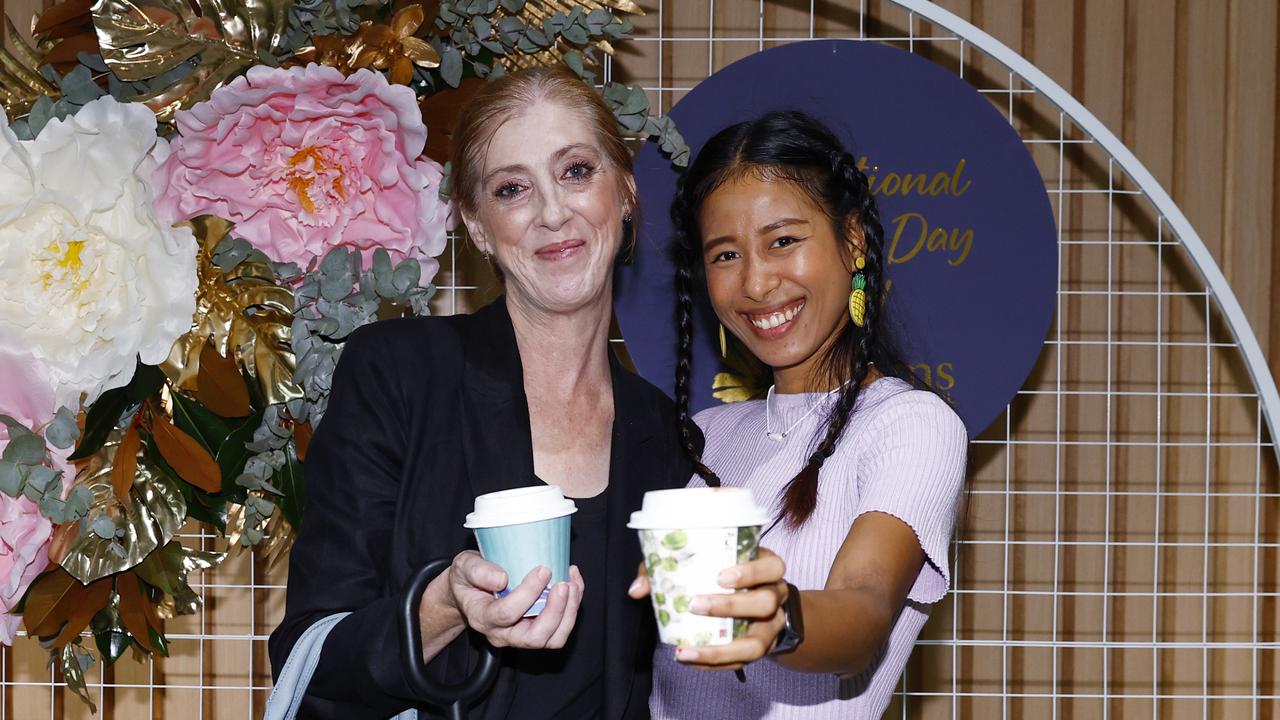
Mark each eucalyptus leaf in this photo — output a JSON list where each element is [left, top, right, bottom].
[[26, 465, 58, 494], [28, 95, 55, 137], [2, 431, 45, 465], [440, 45, 463, 87], [561, 23, 589, 45], [0, 461, 21, 497], [46, 406, 80, 450]]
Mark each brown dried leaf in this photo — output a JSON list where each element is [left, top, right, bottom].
[[34, 0, 92, 35], [110, 423, 141, 503], [150, 413, 221, 494], [293, 421, 312, 463], [196, 339, 251, 417], [115, 571, 158, 653], [49, 576, 111, 648], [23, 569, 79, 637]]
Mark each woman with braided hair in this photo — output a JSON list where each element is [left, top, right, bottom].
[[630, 111, 968, 718]]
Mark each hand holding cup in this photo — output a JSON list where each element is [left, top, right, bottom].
[[447, 550, 584, 649]]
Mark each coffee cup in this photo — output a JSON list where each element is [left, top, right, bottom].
[[464, 485, 577, 617], [628, 487, 769, 646]]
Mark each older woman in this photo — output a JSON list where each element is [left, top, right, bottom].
[[268, 66, 694, 719]]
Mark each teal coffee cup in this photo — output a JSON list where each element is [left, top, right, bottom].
[[464, 485, 577, 617]]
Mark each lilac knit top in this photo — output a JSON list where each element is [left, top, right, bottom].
[[650, 377, 968, 719]]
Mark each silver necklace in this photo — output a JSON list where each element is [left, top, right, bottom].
[[764, 384, 845, 442]]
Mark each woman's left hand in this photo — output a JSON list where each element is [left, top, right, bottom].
[[674, 547, 789, 671]]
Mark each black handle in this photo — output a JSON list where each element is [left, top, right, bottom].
[[401, 558, 500, 720]]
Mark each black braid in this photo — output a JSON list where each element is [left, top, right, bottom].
[[776, 150, 886, 528], [671, 172, 722, 486]]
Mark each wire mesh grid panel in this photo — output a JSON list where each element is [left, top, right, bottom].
[[3, 1, 1277, 718]]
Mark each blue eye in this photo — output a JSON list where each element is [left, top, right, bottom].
[[494, 182, 523, 199], [564, 161, 595, 180]]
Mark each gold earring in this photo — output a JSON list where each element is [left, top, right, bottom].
[[848, 256, 867, 327], [719, 324, 728, 358]]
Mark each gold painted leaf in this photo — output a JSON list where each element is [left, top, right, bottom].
[[137, 541, 223, 618], [0, 16, 61, 120], [52, 426, 187, 584], [58, 641, 98, 714], [712, 336, 771, 404], [89, 0, 290, 121], [161, 216, 301, 409]]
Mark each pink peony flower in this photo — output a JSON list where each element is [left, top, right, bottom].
[[153, 64, 450, 277], [0, 495, 52, 644], [0, 333, 59, 645]]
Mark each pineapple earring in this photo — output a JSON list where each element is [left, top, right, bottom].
[[848, 256, 868, 327]]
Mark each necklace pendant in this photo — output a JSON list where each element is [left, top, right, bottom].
[[767, 431, 787, 442]]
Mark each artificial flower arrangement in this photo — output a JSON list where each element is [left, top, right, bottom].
[[0, 0, 685, 709]]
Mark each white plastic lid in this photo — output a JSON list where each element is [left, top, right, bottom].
[[464, 485, 578, 529], [627, 487, 769, 529]]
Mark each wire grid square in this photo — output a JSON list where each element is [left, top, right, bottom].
[[2, 1, 1276, 718]]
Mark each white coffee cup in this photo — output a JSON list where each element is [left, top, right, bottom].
[[628, 487, 769, 646]]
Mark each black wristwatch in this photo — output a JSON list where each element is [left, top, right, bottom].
[[769, 582, 804, 655]]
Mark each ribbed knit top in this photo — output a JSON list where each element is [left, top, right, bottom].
[[650, 377, 968, 719]]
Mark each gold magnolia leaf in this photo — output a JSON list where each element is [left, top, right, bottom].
[[161, 215, 302, 409], [89, 0, 290, 122], [712, 334, 771, 404], [0, 16, 61, 120], [52, 427, 187, 585], [58, 640, 98, 714], [712, 372, 764, 404], [138, 541, 223, 619]]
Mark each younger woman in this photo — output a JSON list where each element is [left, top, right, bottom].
[[636, 111, 968, 718]]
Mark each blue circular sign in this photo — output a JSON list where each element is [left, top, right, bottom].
[[617, 39, 1057, 439]]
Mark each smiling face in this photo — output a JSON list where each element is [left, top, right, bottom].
[[700, 172, 862, 392], [462, 99, 633, 316]]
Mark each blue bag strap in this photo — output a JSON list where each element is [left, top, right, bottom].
[[264, 612, 417, 720]]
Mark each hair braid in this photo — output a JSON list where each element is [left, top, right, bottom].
[[671, 173, 722, 486], [776, 150, 886, 529]]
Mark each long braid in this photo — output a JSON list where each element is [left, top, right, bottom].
[[777, 150, 886, 529], [672, 173, 722, 486]]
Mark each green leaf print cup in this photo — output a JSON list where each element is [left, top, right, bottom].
[[628, 487, 768, 646]]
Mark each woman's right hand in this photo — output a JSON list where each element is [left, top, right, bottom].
[[434, 550, 584, 650]]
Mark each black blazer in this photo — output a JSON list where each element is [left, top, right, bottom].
[[268, 297, 696, 719]]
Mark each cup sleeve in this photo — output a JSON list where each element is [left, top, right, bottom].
[[853, 393, 968, 605]]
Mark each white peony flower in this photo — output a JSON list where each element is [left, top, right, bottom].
[[0, 96, 198, 411]]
